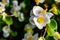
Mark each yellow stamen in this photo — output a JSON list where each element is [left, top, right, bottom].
[[44, 4, 48, 9], [5, 26, 9, 31], [28, 37, 33, 40], [40, 9, 46, 14], [37, 17, 45, 24], [35, 0, 40, 5], [0, 7, 2, 11], [2, 0, 6, 5]]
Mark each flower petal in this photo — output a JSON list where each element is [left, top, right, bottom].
[[24, 33, 32, 39], [18, 12, 24, 22], [33, 6, 43, 16], [33, 17, 44, 29], [39, 0, 45, 3], [47, 12, 53, 18], [33, 33, 38, 40], [29, 16, 35, 25], [3, 33, 9, 38], [30, 10, 35, 16], [2, 26, 10, 33]]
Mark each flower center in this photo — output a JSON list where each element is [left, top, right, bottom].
[[5, 26, 9, 31], [37, 16, 45, 24], [27, 37, 33, 40], [40, 9, 46, 14], [35, 0, 40, 5], [0, 7, 2, 11], [2, 0, 6, 5]]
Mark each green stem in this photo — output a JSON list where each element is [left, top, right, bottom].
[[43, 26, 48, 37]]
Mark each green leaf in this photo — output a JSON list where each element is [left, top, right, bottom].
[[3, 16, 13, 25], [10, 31, 17, 37], [0, 15, 3, 23], [45, 36, 55, 40], [58, 9, 60, 14], [48, 19, 57, 31], [47, 27, 55, 36]]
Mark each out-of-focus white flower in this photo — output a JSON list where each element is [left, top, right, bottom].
[[55, 0, 60, 2], [35, 0, 45, 5], [18, 12, 24, 22], [30, 6, 53, 29], [38, 37, 45, 40], [20, 2, 26, 8], [2, 0, 9, 5], [22, 33, 38, 40], [12, 0, 20, 12], [3, 32, 9, 38], [2, 25, 10, 33], [54, 32, 60, 40], [24, 24, 34, 34], [2, 25, 10, 38], [0, 2, 5, 13], [11, 0, 20, 14], [6, 0, 9, 4], [13, 0, 18, 6]]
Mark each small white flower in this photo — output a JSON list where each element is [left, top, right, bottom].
[[2, 0, 9, 5], [13, 6, 20, 12], [55, 0, 60, 2], [2, 25, 10, 38], [13, 0, 20, 11], [3, 32, 9, 38], [2, 25, 10, 33], [0, 2, 5, 13], [6, 0, 9, 4], [13, 0, 18, 6], [18, 12, 24, 22], [30, 6, 53, 29], [11, 0, 20, 13], [20, 2, 26, 8], [22, 33, 38, 40], [38, 37, 45, 40]]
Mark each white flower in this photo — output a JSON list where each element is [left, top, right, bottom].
[[30, 6, 53, 29], [0, 2, 5, 13], [55, 0, 60, 2], [13, 0, 20, 11], [13, 0, 18, 6], [3, 32, 9, 38], [2, 25, 10, 34], [2, 0, 9, 5], [22, 33, 38, 40], [6, 0, 9, 4], [38, 37, 45, 40], [18, 12, 24, 22], [11, 0, 20, 13], [20, 2, 26, 8], [2, 25, 10, 38]]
